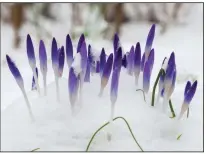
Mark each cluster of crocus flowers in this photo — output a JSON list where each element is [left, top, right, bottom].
[[179, 80, 197, 119]]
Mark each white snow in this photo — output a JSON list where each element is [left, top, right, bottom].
[[1, 3, 203, 151]]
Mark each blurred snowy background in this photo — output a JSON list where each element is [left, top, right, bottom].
[[1, 3, 203, 112]]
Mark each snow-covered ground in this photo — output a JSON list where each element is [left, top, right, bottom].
[[1, 3, 203, 151]]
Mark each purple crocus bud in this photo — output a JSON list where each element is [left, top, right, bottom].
[[58, 46, 65, 77], [32, 67, 38, 90], [144, 24, 155, 61], [113, 47, 123, 72], [96, 61, 100, 73], [100, 48, 106, 76], [141, 52, 145, 71], [77, 34, 85, 53], [184, 80, 197, 104], [69, 67, 80, 108], [6, 55, 24, 88], [26, 34, 36, 68], [127, 46, 134, 75], [184, 81, 191, 97], [39, 40, 47, 76], [110, 68, 120, 104], [134, 42, 141, 74], [101, 53, 114, 86], [51, 37, 59, 73], [143, 61, 151, 93], [179, 80, 197, 119], [113, 33, 119, 57], [165, 60, 175, 89], [168, 52, 175, 66], [66, 34, 73, 68], [148, 48, 154, 72]]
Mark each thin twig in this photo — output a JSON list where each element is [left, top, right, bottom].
[[85, 116, 144, 152], [136, 89, 146, 102]]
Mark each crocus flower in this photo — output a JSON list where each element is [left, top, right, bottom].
[[144, 24, 155, 62], [162, 53, 176, 112], [39, 40, 47, 95], [100, 48, 106, 76], [110, 47, 122, 103], [179, 80, 197, 119], [99, 53, 113, 96], [80, 41, 87, 77], [127, 46, 134, 75], [143, 61, 151, 93], [113, 33, 119, 57], [77, 34, 85, 53], [58, 46, 65, 77], [66, 34, 73, 68], [6, 55, 24, 89], [27, 34, 36, 68], [32, 67, 38, 90], [134, 42, 141, 87], [148, 49, 154, 72], [6, 55, 34, 120], [69, 67, 80, 111], [51, 37, 59, 74], [108, 48, 122, 141], [27, 34, 40, 94], [141, 24, 156, 71], [51, 37, 60, 101]]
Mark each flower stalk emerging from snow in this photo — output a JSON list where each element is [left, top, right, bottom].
[[99, 53, 113, 97], [26, 34, 40, 95], [51, 37, 60, 102], [6, 55, 34, 121], [39, 40, 47, 96], [108, 47, 122, 141], [86, 116, 144, 152], [179, 80, 197, 119]]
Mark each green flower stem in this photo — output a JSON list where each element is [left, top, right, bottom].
[[151, 69, 165, 106], [86, 116, 144, 152], [169, 99, 176, 118], [136, 89, 146, 102], [187, 108, 189, 118]]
